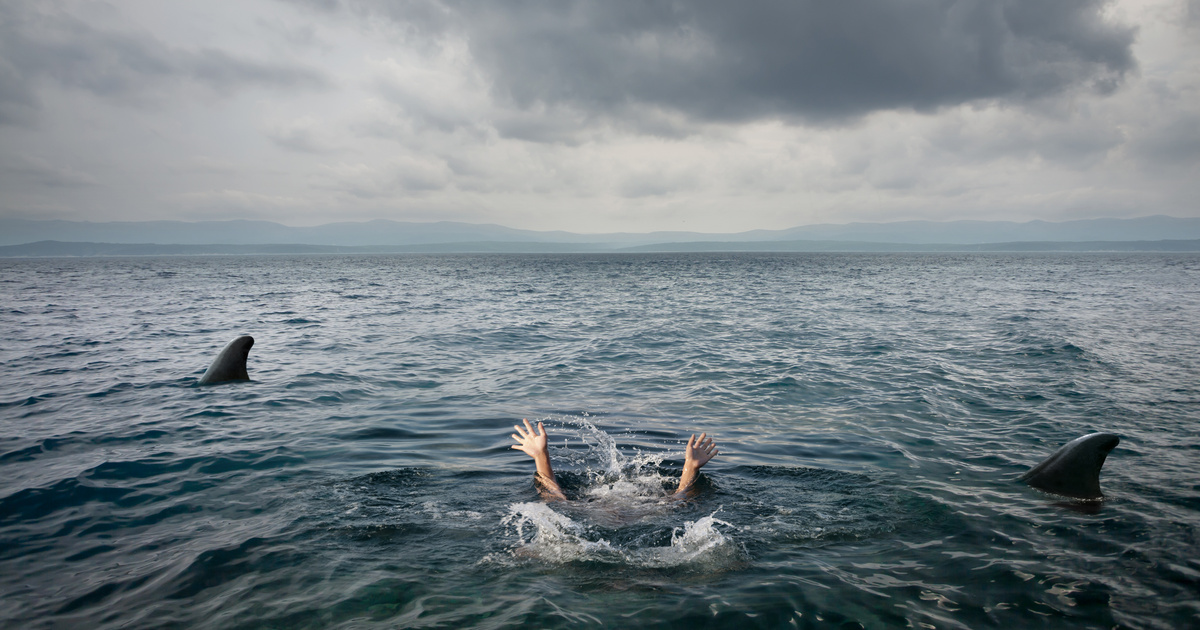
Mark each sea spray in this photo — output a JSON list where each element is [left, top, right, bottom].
[[547, 414, 677, 484], [500, 502, 741, 569], [629, 511, 741, 569], [501, 501, 619, 563]]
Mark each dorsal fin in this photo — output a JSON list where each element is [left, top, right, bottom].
[[1020, 433, 1119, 500], [198, 336, 254, 385]]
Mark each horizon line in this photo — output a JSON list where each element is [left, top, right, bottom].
[[0, 213, 1192, 236]]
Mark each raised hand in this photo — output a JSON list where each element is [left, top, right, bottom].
[[511, 418, 550, 460], [511, 419, 566, 501], [673, 432, 719, 499], [684, 432, 719, 470]]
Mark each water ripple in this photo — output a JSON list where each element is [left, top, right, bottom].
[[1, 253, 1198, 629]]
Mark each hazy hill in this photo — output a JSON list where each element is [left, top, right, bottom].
[[757, 216, 1200, 243], [3, 216, 1200, 248]]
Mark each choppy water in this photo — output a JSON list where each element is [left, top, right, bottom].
[[1, 253, 1198, 629]]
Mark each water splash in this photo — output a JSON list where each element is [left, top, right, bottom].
[[500, 501, 620, 563], [549, 413, 666, 480], [499, 501, 739, 569], [629, 512, 740, 569], [497, 417, 741, 569]]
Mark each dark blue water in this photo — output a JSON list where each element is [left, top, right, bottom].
[[2, 253, 1198, 629]]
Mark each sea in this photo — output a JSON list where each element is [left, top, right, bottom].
[[1, 252, 1198, 629]]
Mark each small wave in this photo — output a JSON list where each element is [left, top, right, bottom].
[[0, 392, 59, 408], [759, 376, 802, 389], [91, 429, 171, 445], [33, 367, 71, 376], [376, 378, 441, 389], [352, 468, 433, 487], [85, 382, 134, 398], [287, 372, 364, 385], [0, 478, 138, 526], [338, 426, 428, 440], [0, 442, 58, 463]]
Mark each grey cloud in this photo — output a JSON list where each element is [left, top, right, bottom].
[[0, 58, 38, 126], [1132, 113, 1200, 166], [3, 155, 99, 188], [619, 168, 699, 198], [371, 75, 481, 134], [305, 0, 1135, 130], [266, 119, 333, 153], [928, 113, 1127, 165], [491, 108, 597, 145], [183, 49, 328, 94], [319, 158, 451, 199], [0, 2, 329, 124], [472, 0, 1136, 123]]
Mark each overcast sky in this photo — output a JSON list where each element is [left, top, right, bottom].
[[1, 0, 1197, 233]]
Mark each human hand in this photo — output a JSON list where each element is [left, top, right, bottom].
[[672, 432, 719, 499], [511, 418, 551, 460], [683, 433, 718, 471]]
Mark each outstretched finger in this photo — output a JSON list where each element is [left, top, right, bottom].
[[523, 418, 536, 436], [536, 421, 547, 437], [687, 433, 696, 448], [513, 424, 528, 438]]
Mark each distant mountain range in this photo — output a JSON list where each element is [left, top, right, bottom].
[[2, 215, 1200, 256], [3, 239, 1199, 257]]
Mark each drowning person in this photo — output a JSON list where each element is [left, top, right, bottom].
[[510, 418, 719, 502]]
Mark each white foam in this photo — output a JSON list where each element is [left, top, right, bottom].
[[422, 500, 483, 521], [630, 513, 738, 568], [501, 501, 619, 563], [500, 501, 739, 568]]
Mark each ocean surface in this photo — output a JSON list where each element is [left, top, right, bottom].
[[1, 252, 1198, 629]]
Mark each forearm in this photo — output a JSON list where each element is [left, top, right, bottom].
[[533, 453, 567, 501], [672, 462, 701, 498]]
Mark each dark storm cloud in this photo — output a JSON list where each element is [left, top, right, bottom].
[[0, 2, 329, 125], [299, 0, 1136, 126]]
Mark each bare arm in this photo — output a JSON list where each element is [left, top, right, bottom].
[[671, 432, 719, 499], [511, 419, 567, 501]]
